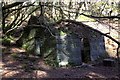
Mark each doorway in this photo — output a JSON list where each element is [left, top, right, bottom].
[[81, 38, 91, 63]]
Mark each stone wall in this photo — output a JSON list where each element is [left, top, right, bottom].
[[56, 24, 106, 66], [56, 31, 82, 66], [89, 33, 105, 61]]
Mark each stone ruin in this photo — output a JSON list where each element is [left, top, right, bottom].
[[56, 23, 106, 66], [20, 15, 119, 67]]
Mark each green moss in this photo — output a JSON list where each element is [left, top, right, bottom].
[[44, 58, 59, 67], [22, 39, 35, 54], [77, 15, 95, 21], [2, 37, 11, 45], [11, 53, 18, 58], [60, 31, 67, 36]]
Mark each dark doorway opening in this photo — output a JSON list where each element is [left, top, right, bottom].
[[81, 38, 91, 63]]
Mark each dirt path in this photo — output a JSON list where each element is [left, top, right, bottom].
[[1, 46, 120, 79], [2, 65, 119, 78]]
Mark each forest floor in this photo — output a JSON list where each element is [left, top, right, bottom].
[[1, 45, 120, 79]]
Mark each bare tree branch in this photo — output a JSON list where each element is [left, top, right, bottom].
[[2, 2, 23, 10], [5, 7, 40, 35], [81, 13, 120, 19], [54, 19, 120, 46]]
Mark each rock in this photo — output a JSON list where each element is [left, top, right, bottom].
[[103, 58, 115, 67], [75, 63, 94, 68], [59, 62, 68, 67]]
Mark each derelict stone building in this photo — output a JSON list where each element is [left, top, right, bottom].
[[56, 22, 105, 66], [21, 15, 106, 66]]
